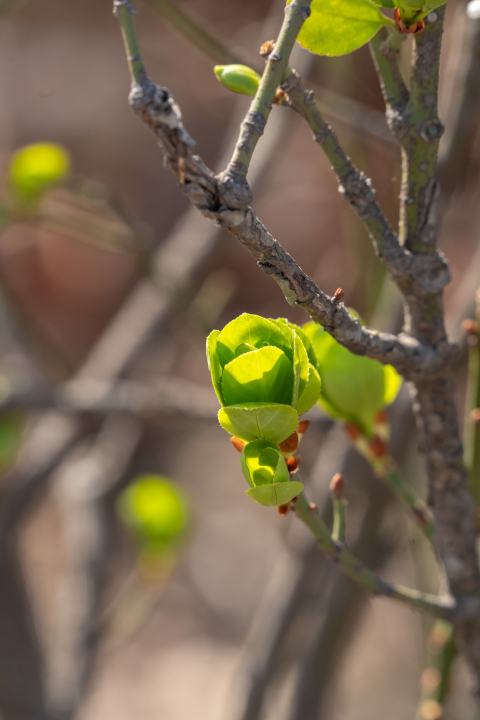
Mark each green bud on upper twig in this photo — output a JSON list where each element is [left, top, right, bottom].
[[214, 64, 262, 96]]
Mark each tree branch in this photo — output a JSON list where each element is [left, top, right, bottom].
[[293, 492, 453, 619]]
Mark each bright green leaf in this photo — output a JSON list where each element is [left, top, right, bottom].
[[303, 320, 402, 434], [221, 346, 294, 406], [218, 403, 298, 443], [9, 142, 70, 200], [296, 364, 322, 416], [293, 0, 394, 57], [383, 364, 402, 406], [246, 481, 304, 506], [214, 64, 262, 96], [206, 330, 224, 406], [371, 0, 395, 7], [216, 314, 293, 368], [118, 475, 189, 548], [240, 438, 290, 488]]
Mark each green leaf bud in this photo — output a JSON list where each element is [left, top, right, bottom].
[[117, 475, 189, 552], [240, 438, 303, 506], [206, 313, 321, 443], [9, 142, 70, 201], [214, 64, 262, 96], [303, 318, 402, 436]]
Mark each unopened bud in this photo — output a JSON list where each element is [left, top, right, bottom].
[[375, 410, 388, 425], [418, 699, 443, 720], [368, 435, 388, 458], [297, 420, 310, 440], [344, 422, 362, 441], [279, 431, 298, 455], [333, 287, 344, 303], [260, 39, 275, 58], [214, 64, 261, 96], [230, 436, 245, 453], [286, 456, 299, 473], [330, 472, 345, 499], [420, 667, 441, 692], [461, 319, 479, 336], [276, 503, 290, 516], [470, 408, 480, 425]]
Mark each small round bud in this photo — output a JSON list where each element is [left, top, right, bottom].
[[279, 431, 299, 455], [418, 700, 443, 720], [230, 436, 245, 453], [470, 408, 480, 425], [276, 503, 290, 516], [344, 422, 362, 441], [297, 420, 310, 439], [420, 667, 441, 692], [368, 435, 388, 459], [461, 319, 479, 336], [333, 287, 345, 303], [214, 64, 261, 96], [260, 39, 275, 58], [330, 473, 345, 499]]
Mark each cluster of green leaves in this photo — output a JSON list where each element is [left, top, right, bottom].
[[294, 0, 449, 56], [117, 475, 190, 558], [207, 313, 321, 505], [207, 313, 402, 506]]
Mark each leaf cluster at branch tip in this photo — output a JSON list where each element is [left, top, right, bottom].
[[290, 0, 449, 56]]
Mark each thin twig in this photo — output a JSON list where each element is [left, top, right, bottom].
[[294, 491, 453, 619]]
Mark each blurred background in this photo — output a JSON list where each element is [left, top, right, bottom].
[[0, 0, 479, 718]]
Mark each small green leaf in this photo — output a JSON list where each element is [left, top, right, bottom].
[[9, 142, 70, 200], [293, 0, 394, 57], [221, 346, 294, 406], [246, 481, 304, 506], [383, 364, 402, 406], [240, 438, 290, 488], [371, 0, 395, 7], [206, 330, 224, 406], [214, 64, 262, 96], [218, 403, 299, 443], [303, 320, 402, 434], [240, 438, 303, 506], [216, 314, 293, 368], [118, 475, 189, 549], [296, 364, 322, 416]]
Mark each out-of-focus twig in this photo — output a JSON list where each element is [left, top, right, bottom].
[[0, 540, 49, 720], [48, 416, 142, 720], [0, 376, 219, 419], [438, 11, 480, 196]]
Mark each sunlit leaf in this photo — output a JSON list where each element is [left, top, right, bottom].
[[9, 142, 70, 200], [216, 314, 293, 367], [296, 364, 322, 416], [246, 481, 304, 506], [303, 321, 402, 434], [293, 0, 394, 57], [221, 346, 294, 406], [218, 403, 298, 443], [206, 330, 224, 406], [240, 438, 303, 506]]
